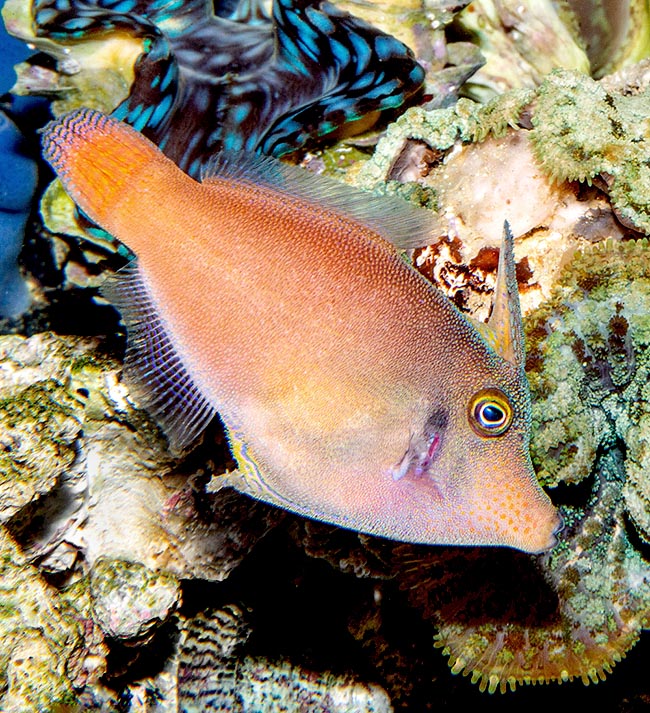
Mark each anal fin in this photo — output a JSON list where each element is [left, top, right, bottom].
[[102, 261, 217, 453]]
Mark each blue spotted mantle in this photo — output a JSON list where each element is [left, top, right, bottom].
[[32, 0, 425, 176]]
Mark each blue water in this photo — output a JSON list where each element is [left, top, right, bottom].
[[0, 0, 32, 95], [0, 3, 39, 319]]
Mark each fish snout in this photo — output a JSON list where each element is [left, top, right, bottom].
[[536, 507, 564, 553], [517, 498, 564, 554]]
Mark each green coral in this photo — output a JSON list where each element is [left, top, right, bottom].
[[466, 88, 535, 141], [530, 69, 650, 232], [525, 238, 650, 511]]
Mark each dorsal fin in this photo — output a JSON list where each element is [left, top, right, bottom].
[[201, 152, 444, 250], [480, 221, 526, 366], [101, 261, 217, 453]]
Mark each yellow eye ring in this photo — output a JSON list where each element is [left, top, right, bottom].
[[468, 388, 513, 437]]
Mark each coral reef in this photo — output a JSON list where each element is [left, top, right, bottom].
[[350, 66, 650, 322], [526, 239, 650, 489], [530, 68, 650, 232], [382, 239, 650, 693], [0, 331, 289, 708], [3, 0, 650, 706], [400, 451, 649, 694], [89, 558, 181, 641]]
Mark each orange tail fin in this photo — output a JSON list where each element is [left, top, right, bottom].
[[42, 108, 173, 229]]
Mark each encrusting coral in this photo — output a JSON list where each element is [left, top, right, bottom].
[[530, 68, 650, 233]]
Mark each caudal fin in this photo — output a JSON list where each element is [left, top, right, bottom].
[[41, 108, 170, 228]]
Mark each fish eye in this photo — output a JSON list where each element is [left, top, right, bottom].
[[468, 388, 513, 437]]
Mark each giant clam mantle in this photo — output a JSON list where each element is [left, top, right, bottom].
[[4, 0, 428, 175]]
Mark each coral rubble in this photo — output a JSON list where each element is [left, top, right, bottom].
[[0, 526, 98, 712]]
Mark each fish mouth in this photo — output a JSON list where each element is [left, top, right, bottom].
[[547, 509, 565, 547], [526, 508, 565, 554]]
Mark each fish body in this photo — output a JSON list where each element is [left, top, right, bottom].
[[42, 109, 561, 553]]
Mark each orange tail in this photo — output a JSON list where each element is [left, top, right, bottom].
[[42, 108, 173, 229]]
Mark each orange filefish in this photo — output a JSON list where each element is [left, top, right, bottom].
[[42, 109, 561, 553]]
